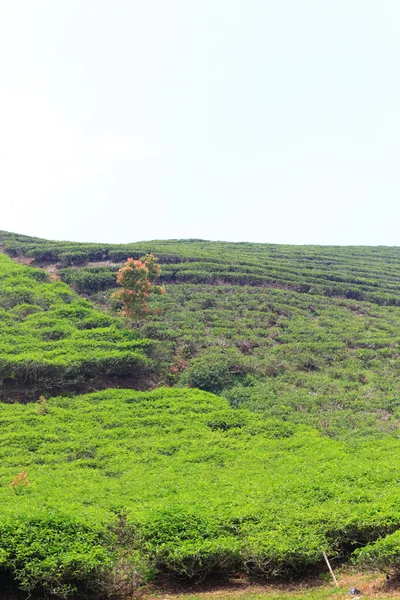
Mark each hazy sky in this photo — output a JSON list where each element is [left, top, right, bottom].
[[1, 1, 400, 245]]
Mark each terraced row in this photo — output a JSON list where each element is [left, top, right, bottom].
[[0, 254, 150, 401], [3, 231, 400, 304]]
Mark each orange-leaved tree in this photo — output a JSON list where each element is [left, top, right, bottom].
[[10, 471, 30, 493], [112, 254, 165, 319]]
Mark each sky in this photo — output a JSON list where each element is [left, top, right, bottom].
[[1, 0, 400, 246]]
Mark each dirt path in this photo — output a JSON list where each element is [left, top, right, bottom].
[[1, 571, 399, 599], [145, 573, 400, 600]]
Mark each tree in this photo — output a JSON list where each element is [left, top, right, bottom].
[[112, 254, 165, 319]]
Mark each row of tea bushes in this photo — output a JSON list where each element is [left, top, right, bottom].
[[0, 255, 150, 398], [1, 388, 400, 595], [5, 230, 400, 437], [128, 284, 400, 439], [4, 231, 400, 305]]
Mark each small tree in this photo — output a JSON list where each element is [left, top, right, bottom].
[[112, 254, 165, 319], [10, 471, 30, 493]]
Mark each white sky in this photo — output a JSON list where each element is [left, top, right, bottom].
[[1, 0, 400, 245]]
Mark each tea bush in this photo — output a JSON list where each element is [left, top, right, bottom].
[[2, 388, 400, 594], [354, 530, 400, 575]]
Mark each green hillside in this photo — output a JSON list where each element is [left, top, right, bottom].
[[2, 231, 400, 438], [2, 231, 400, 597], [0, 254, 151, 401], [3, 230, 400, 304]]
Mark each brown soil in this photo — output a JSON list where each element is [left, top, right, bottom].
[[87, 260, 124, 268], [337, 572, 400, 598], [43, 262, 59, 275], [0, 372, 157, 404], [145, 572, 400, 599], [11, 255, 34, 266]]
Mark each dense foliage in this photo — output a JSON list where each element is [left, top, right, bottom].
[[2, 388, 400, 597], [3, 232, 400, 437], [0, 254, 150, 400], [2, 231, 400, 594], [4, 230, 400, 305], [140, 283, 400, 440]]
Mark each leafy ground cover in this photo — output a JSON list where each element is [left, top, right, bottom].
[[2, 388, 400, 596], [4, 230, 400, 305], [138, 283, 400, 440], [3, 231, 400, 438], [3, 232, 400, 596], [0, 254, 150, 400]]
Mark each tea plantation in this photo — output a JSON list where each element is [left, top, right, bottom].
[[0, 254, 150, 401], [2, 388, 400, 597], [4, 231, 399, 438], [2, 231, 400, 597]]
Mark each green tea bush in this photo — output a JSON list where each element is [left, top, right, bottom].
[[59, 251, 89, 266], [60, 267, 118, 293], [2, 388, 400, 592], [0, 515, 112, 596], [181, 355, 232, 393], [180, 349, 254, 393], [354, 530, 400, 575]]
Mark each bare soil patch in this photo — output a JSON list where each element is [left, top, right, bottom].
[[144, 572, 400, 600]]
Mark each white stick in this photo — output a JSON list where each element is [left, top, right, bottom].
[[322, 551, 339, 588]]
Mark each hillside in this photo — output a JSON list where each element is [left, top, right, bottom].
[[2, 231, 400, 597], [3, 231, 400, 304], [2, 231, 400, 438], [0, 253, 151, 402]]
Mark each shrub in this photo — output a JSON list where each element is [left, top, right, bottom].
[[0, 516, 112, 596], [354, 530, 400, 575], [182, 355, 232, 393]]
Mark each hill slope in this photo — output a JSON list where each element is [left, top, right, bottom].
[[2, 231, 400, 438], [2, 232, 400, 596], [0, 253, 151, 401], [3, 230, 400, 304]]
